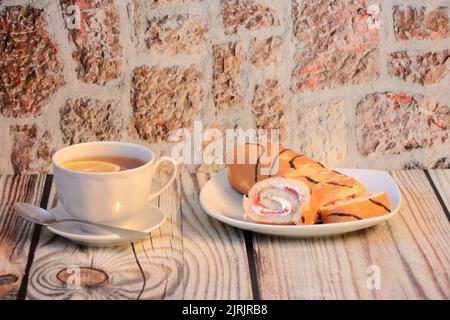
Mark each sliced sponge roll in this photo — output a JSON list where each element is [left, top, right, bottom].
[[319, 192, 391, 224], [243, 177, 319, 225]]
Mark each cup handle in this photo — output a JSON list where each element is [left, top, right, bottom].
[[148, 156, 178, 200]]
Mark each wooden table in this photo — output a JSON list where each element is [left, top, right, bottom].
[[0, 169, 449, 300]]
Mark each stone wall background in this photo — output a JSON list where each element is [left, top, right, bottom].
[[0, 0, 449, 174]]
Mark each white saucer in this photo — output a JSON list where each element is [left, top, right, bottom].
[[47, 203, 167, 246], [199, 169, 401, 237]]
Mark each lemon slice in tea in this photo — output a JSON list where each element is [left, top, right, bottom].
[[62, 161, 121, 173]]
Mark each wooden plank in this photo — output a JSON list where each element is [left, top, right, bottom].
[[0, 175, 47, 300], [252, 170, 450, 299], [26, 174, 161, 299], [428, 170, 450, 221], [136, 170, 252, 299], [26, 169, 252, 299]]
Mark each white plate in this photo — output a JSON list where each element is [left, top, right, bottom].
[[47, 203, 167, 246], [200, 169, 401, 237]]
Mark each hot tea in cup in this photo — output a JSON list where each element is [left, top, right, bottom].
[[62, 156, 147, 173], [52, 142, 177, 226]]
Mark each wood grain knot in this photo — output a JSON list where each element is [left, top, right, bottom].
[[0, 274, 19, 286], [57, 267, 108, 287]]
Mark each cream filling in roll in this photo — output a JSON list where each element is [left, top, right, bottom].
[[250, 184, 303, 216]]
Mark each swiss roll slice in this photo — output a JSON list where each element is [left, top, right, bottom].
[[243, 177, 319, 225], [320, 192, 391, 223]]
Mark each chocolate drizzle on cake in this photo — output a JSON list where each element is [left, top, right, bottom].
[[327, 182, 353, 188], [314, 212, 322, 224], [269, 148, 290, 177], [369, 198, 391, 212], [304, 176, 319, 184], [288, 155, 303, 169], [249, 143, 265, 183], [327, 213, 362, 220]]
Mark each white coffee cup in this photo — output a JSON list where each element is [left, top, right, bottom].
[[52, 141, 177, 226]]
